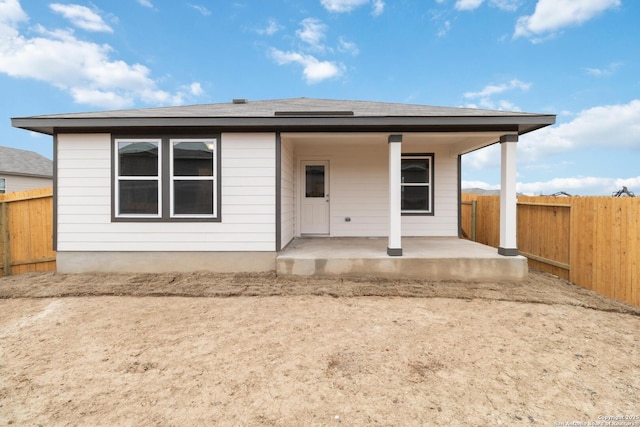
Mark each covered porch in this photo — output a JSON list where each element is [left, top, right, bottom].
[[276, 237, 528, 281], [278, 131, 523, 259]]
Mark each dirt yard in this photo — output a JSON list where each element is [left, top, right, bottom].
[[1, 271, 639, 426]]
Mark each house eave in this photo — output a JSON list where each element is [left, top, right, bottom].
[[12, 115, 556, 136], [0, 171, 53, 179]]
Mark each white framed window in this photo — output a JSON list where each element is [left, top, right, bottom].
[[115, 139, 161, 218], [401, 154, 433, 215], [113, 136, 220, 221], [0, 178, 5, 194], [170, 139, 216, 218]]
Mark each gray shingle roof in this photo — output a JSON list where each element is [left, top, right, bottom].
[[17, 97, 545, 119], [0, 146, 53, 178], [12, 97, 556, 136]]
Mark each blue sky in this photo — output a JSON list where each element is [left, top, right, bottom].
[[1, 0, 638, 195]]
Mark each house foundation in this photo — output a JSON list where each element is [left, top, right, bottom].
[[56, 251, 277, 274]]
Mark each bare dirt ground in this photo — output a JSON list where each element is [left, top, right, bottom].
[[1, 270, 639, 426]]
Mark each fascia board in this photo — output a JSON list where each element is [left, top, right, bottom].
[[12, 114, 556, 136]]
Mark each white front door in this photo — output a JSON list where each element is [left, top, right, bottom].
[[301, 161, 330, 235]]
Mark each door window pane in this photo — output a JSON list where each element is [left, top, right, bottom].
[[173, 141, 213, 176], [173, 180, 214, 215], [119, 181, 159, 214], [305, 165, 325, 197]]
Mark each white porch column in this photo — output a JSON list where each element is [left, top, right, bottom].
[[388, 134, 403, 256], [499, 134, 519, 256]]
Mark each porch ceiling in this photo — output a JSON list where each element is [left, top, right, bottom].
[[281, 131, 506, 155]]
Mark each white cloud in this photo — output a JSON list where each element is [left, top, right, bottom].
[[187, 82, 203, 96], [430, 9, 452, 37], [463, 79, 530, 111], [437, 20, 451, 37], [463, 176, 640, 196], [267, 14, 351, 82], [257, 18, 282, 36], [0, 1, 198, 109], [296, 18, 327, 50], [465, 100, 640, 172], [516, 176, 640, 196], [455, 0, 521, 12], [520, 99, 640, 162], [463, 144, 501, 170], [465, 99, 640, 196], [137, 0, 153, 8], [514, 0, 621, 41], [320, 0, 384, 15], [455, 0, 484, 11], [189, 4, 211, 16], [371, 0, 385, 16], [0, 0, 27, 32], [269, 48, 342, 84], [464, 79, 531, 98], [584, 62, 622, 77], [490, 0, 521, 11], [338, 37, 359, 55], [50, 3, 112, 33], [461, 180, 500, 190], [70, 87, 132, 108]]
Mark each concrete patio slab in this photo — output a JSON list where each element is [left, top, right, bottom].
[[276, 237, 528, 281]]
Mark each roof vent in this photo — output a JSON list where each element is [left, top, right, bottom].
[[232, 98, 248, 104], [274, 111, 354, 116]]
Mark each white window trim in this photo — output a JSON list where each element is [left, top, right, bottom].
[[401, 154, 433, 215], [0, 177, 5, 194], [169, 138, 217, 218], [114, 138, 162, 218]]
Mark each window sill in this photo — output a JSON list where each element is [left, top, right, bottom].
[[112, 216, 221, 223], [401, 212, 434, 216]]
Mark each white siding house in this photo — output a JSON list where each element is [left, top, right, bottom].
[[0, 146, 53, 193], [12, 98, 555, 273]]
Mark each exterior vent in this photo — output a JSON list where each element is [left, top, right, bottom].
[[274, 111, 354, 116], [232, 99, 248, 104]]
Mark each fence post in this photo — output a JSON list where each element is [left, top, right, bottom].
[[471, 200, 477, 242], [1, 201, 10, 276]]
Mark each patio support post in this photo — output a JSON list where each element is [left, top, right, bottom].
[[388, 134, 403, 256], [498, 134, 518, 256]]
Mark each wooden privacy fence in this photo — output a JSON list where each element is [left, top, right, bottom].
[[461, 194, 640, 307], [0, 187, 56, 277]]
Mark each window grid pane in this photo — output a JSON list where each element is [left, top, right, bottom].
[[401, 185, 430, 211], [173, 180, 214, 215], [118, 180, 159, 215], [401, 159, 429, 183], [173, 141, 214, 177], [118, 141, 159, 177]]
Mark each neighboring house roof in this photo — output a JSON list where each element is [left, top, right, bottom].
[[0, 146, 53, 178], [12, 98, 555, 136]]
